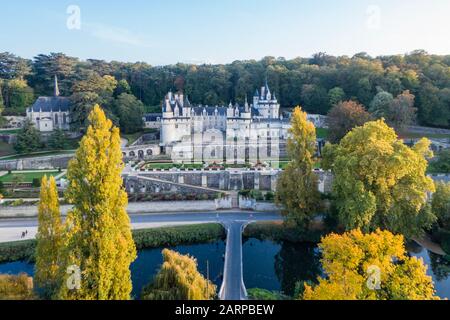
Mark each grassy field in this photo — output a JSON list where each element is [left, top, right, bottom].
[[0, 171, 62, 183], [0, 129, 21, 134], [398, 131, 450, 140]]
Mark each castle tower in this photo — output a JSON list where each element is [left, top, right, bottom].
[[161, 92, 176, 146]]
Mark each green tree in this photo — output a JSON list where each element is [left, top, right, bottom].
[[0, 52, 31, 80], [2, 79, 34, 114], [48, 129, 68, 150], [429, 149, 450, 173], [31, 53, 78, 95], [141, 249, 216, 300], [432, 182, 450, 230], [323, 120, 436, 237], [303, 229, 438, 300], [328, 87, 346, 106], [14, 119, 41, 154], [276, 107, 320, 228], [35, 176, 63, 298], [326, 100, 372, 143], [114, 93, 144, 134], [369, 90, 394, 118], [58, 105, 136, 300], [114, 79, 131, 96], [70, 74, 118, 130]]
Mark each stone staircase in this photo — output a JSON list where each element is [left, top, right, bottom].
[[230, 191, 239, 208]]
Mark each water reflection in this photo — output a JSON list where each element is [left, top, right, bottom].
[[243, 238, 322, 296], [0, 241, 226, 300]]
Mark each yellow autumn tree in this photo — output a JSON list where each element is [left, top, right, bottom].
[[58, 105, 136, 300], [276, 106, 320, 228], [141, 249, 216, 300], [35, 175, 63, 298], [322, 119, 436, 237], [302, 229, 438, 300]]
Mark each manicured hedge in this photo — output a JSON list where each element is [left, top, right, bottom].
[[0, 224, 226, 264], [133, 223, 225, 250], [0, 240, 36, 264], [243, 222, 324, 243]]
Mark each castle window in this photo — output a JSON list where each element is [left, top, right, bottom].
[[63, 114, 67, 124], [54, 114, 58, 125]]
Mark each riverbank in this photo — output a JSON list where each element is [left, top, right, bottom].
[[0, 223, 225, 264]]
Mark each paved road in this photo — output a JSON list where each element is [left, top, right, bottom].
[[0, 211, 281, 243]]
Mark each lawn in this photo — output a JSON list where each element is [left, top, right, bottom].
[[398, 130, 450, 140], [0, 129, 21, 134], [0, 171, 62, 183]]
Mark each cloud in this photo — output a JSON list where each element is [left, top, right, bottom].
[[84, 23, 153, 48]]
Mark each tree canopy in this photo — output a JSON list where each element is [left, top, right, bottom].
[[303, 229, 438, 300], [35, 175, 63, 298], [141, 249, 216, 300], [323, 120, 436, 237], [1, 51, 449, 128], [326, 100, 372, 143], [58, 105, 136, 300], [276, 107, 320, 228]]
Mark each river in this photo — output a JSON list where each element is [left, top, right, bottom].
[[0, 238, 449, 299]]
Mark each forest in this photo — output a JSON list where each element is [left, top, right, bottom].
[[0, 50, 449, 129]]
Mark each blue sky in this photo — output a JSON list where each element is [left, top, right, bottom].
[[1, 0, 449, 65]]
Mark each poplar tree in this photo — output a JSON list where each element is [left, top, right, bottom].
[[276, 106, 321, 228], [142, 249, 216, 300], [35, 175, 63, 298], [58, 105, 136, 300]]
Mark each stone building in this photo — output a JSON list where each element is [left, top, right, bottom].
[[160, 81, 291, 164], [26, 76, 70, 132]]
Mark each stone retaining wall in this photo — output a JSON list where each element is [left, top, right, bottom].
[[0, 154, 73, 171]]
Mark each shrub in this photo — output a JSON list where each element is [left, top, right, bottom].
[[243, 222, 324, 243], [132, 224, 225, 250], [0, 273, 35, 300], [265, 192, 275, 202], [0, 225, 226, 264], [0, 240, 36, 263], [31, 178, 41, 188], [247, 288, 291, 300]]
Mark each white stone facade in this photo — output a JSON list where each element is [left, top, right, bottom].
[[160, 82, 290, 163]]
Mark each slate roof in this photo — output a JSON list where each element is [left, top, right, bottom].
[[29, 96, 70, 113], [144, 113, 162, 121]]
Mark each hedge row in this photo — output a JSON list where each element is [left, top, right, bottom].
[[133, 223, 225, 250], [0, 224, 226, 264], [243, 222, 324, 243]]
